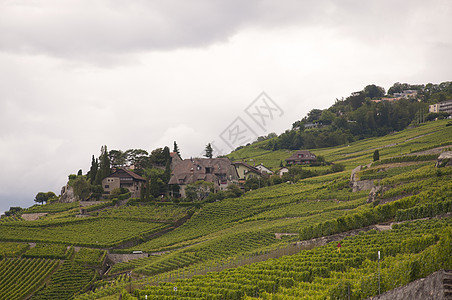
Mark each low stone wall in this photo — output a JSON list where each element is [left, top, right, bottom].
[[21, 213, 48, 221], [107, 253, 149, 264], [368, 269, 448, 300]]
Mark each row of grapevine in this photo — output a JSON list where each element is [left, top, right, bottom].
[[395, 199, 452, 222], [25, 202, 79, 214], [128, 217, 452, 299], [24, 244, 73, 259], [75, 248, 107, 267], [97, 204, 190, 222], [371, 154, 438, 167], [31, 261, 96, 300], [0, 218, 170, 248], [0, 258, 59, 299], [0, 242, 30, 258]]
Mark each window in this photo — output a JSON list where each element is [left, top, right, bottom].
[[104, 185, 109, 188], [206, 167, 212, 174]]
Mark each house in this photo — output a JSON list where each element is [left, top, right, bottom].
[[285, 150, 317, 165], [304, 122, 321, 129], [278, 167, 289, 178], [102, 168, 146, 198], [232, 161, 261, 181], [371, 97, 401, 103], [429, 100, 452, 114], [394, 90, 418, 99], [168, 158, 238, 198], [255, 163, 273, 175]]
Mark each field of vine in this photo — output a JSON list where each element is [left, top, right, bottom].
[[0, 258, 59, 300], [227, 119, 451, 170], [25, 202, 79, 214], [0, 119, 450, 299], [0, 242, 29, 258], [0, 218, 170, 247], [24, 243, 73, 259], [31, 261, 96, 300], [131, 217, 452, 299], [97, 204, 191, 222]]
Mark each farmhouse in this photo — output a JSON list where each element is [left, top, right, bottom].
[[169, 158, 239, 197], [255, 163, 273, 175], [102, 168, 145, 198], [232, 161, 261, 181], [285, 150, 317, 165]]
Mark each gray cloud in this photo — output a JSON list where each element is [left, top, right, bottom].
[[2, 0, 450, 64]]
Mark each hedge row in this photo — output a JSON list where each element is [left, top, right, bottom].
[[300, 196, 417, 240], [395, 199, 452, 222], [372, 154, 438, 166]]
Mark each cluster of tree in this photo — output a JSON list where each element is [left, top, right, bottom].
[[3, 206, 23, 217], [66, 142, 181, 202], [34, 191, 58, 204], [184, 181, 243, 202], [261, 82, 452, 151]]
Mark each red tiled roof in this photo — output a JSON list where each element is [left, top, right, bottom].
[[285, 150, 317, 162], [169, 158, 237, 185], [107, 168, 146, 181]]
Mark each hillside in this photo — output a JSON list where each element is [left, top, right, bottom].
[[0, 119, 451, 299]]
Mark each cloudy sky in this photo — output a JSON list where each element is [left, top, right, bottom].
[[0, 0, 451, 213]]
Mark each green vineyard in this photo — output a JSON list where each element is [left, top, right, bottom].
[[0, 119, 451, 299], [133, 218, 452, 299], [0, 258, 59, 300]]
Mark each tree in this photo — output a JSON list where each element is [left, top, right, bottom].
[[150, 148, 167, 166], [364, 84, 385, 99], [34, 192, 48, 204], [173, 141, 181, 158], [125, 149, 149, 169], [319, 110, 336, 125], [204, 143, 213, 159], [71, 176, 91, 201], [34, 191, 57, 204], [109, 150, 126, 168], [88, 155, 98, 184], [306, 109, 323, 122], [77, 169, 82, 176], [5, 207, 22, 217], [95, 145, 111, 185], [185, 181, 214, 201], [331, 163, 345, 173], [349, 92, 366, 110], [373, 150, 380, 161]]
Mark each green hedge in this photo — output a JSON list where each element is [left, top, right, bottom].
[[395, 199, 452, 222], [300, 196, 417, 240], [372, 154, 438, 166]]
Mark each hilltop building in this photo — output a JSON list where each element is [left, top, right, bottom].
[[429, 100, 452, 115], [169, 158, 238, 197], [285, 150, 317, 165], [102, 168, 145, 198]]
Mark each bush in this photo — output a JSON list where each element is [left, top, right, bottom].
[[331, 163, 346, 173]]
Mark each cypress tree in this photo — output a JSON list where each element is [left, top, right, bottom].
[[373, 150, 380, 161], [173, 141, 181, 158], [204, 143, 213, 159], [88, 155, 98, 184], [95, 145, 111, 185]]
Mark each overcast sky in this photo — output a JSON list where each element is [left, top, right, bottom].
[[0, 0, 451, 214]]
